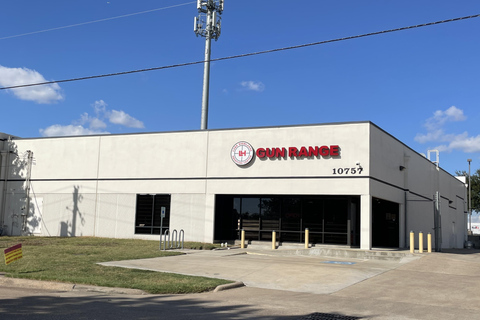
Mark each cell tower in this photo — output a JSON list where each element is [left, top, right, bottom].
[[194, 0, 224, 130]]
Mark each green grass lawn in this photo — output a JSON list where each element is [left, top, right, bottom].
[[0, 237, 231, 294]]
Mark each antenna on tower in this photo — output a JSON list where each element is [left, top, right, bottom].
[[194, 0, 224, 130]]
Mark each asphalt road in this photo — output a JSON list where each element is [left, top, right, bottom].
[[1, 282, 479, 320], [0, 285, 347, 320]]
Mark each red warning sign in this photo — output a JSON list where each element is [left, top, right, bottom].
[[4, 243, 23, 265]]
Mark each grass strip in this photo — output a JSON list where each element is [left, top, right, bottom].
[[0, 237, 231, 294]]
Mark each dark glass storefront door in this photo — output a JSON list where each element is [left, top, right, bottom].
[[214, 195, 360, 246], [372, 197, 400, 248]]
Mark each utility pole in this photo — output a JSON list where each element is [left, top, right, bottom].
[[194, 0, 224, 130], [468, 158, 472, 234]]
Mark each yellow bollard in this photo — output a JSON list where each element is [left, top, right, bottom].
[[241, 229, 245, 249], [419, 232, 424, 253], [428, 233, 432, 253], [305, 228, 309, 249], [410, 231, 414, 253], [272, 231, 276, 250]]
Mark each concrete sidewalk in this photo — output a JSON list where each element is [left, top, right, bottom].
[[99, 247, 420, 294], [332, 249, 480, 313], [97, 248, 480, 319]]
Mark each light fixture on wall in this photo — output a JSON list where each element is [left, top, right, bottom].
[[399, 166, 406, 171]]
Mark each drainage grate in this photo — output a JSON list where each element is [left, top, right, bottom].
[[299, 312, 362, 320]]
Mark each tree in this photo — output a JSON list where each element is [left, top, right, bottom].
[[456, 169, 480, 213]]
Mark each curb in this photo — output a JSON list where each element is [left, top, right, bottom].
[[0, 274, 147, 295], [213, 281, 245, 292], [1, 274, 244, 294]]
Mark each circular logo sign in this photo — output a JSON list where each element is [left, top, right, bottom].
[[231, 141, 254, 166]]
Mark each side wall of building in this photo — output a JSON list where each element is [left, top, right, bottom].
[[369, 125, 466, 249]]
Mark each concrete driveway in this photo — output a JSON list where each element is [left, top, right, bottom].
[[99, 248, 420, 294]]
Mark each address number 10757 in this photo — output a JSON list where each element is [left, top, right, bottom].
[[332, 167, 363, 175]]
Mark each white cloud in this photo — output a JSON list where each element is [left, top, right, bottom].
[[240, 81, 265, 92], [40, 125, 109, 137], [0, 65, 64, 104], [414, 130, 445, 144], [440, 106, 466, 121], [89, 117, 108, 129], [93, 100, 107, 115], [423, 106, 465, 131], [108, 110, 144, 128], [75, 112, 107, 130], [39, 100, 145, 137], [415, 106, 480, 153], [444, 135, 480, 153], [91, 100, 144, 128]]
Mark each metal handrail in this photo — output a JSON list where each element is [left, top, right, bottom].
[[237, 228, 348, 235], [236, 228, 349, 245]]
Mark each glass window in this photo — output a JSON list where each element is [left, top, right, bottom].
[[135, 194, 170, 235], [282, 197, 301, 220], [241, 198, 260, 219], [233, 197, 241, 216], [260, 198, 281, 219]]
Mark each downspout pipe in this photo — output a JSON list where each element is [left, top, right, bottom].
[[1, 138, 11, 232], [23, 150, 33, 234], [403, 155, 410, 249], [404, 189, 408, 248]]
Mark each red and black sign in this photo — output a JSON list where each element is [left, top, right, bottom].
[[256, 145, 340, 159]]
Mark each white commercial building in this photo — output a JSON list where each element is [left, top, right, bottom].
[[472, 223, 480, 235], [0, 122, 468, 250]]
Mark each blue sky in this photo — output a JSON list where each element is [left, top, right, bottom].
[[1, 0, 480, 179]]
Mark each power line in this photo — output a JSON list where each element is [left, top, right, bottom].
[[0, 2, 196, 41], [1, 13, 479, 91]]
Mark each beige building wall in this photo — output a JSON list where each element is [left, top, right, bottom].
[[0, 122, 467, 249]]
